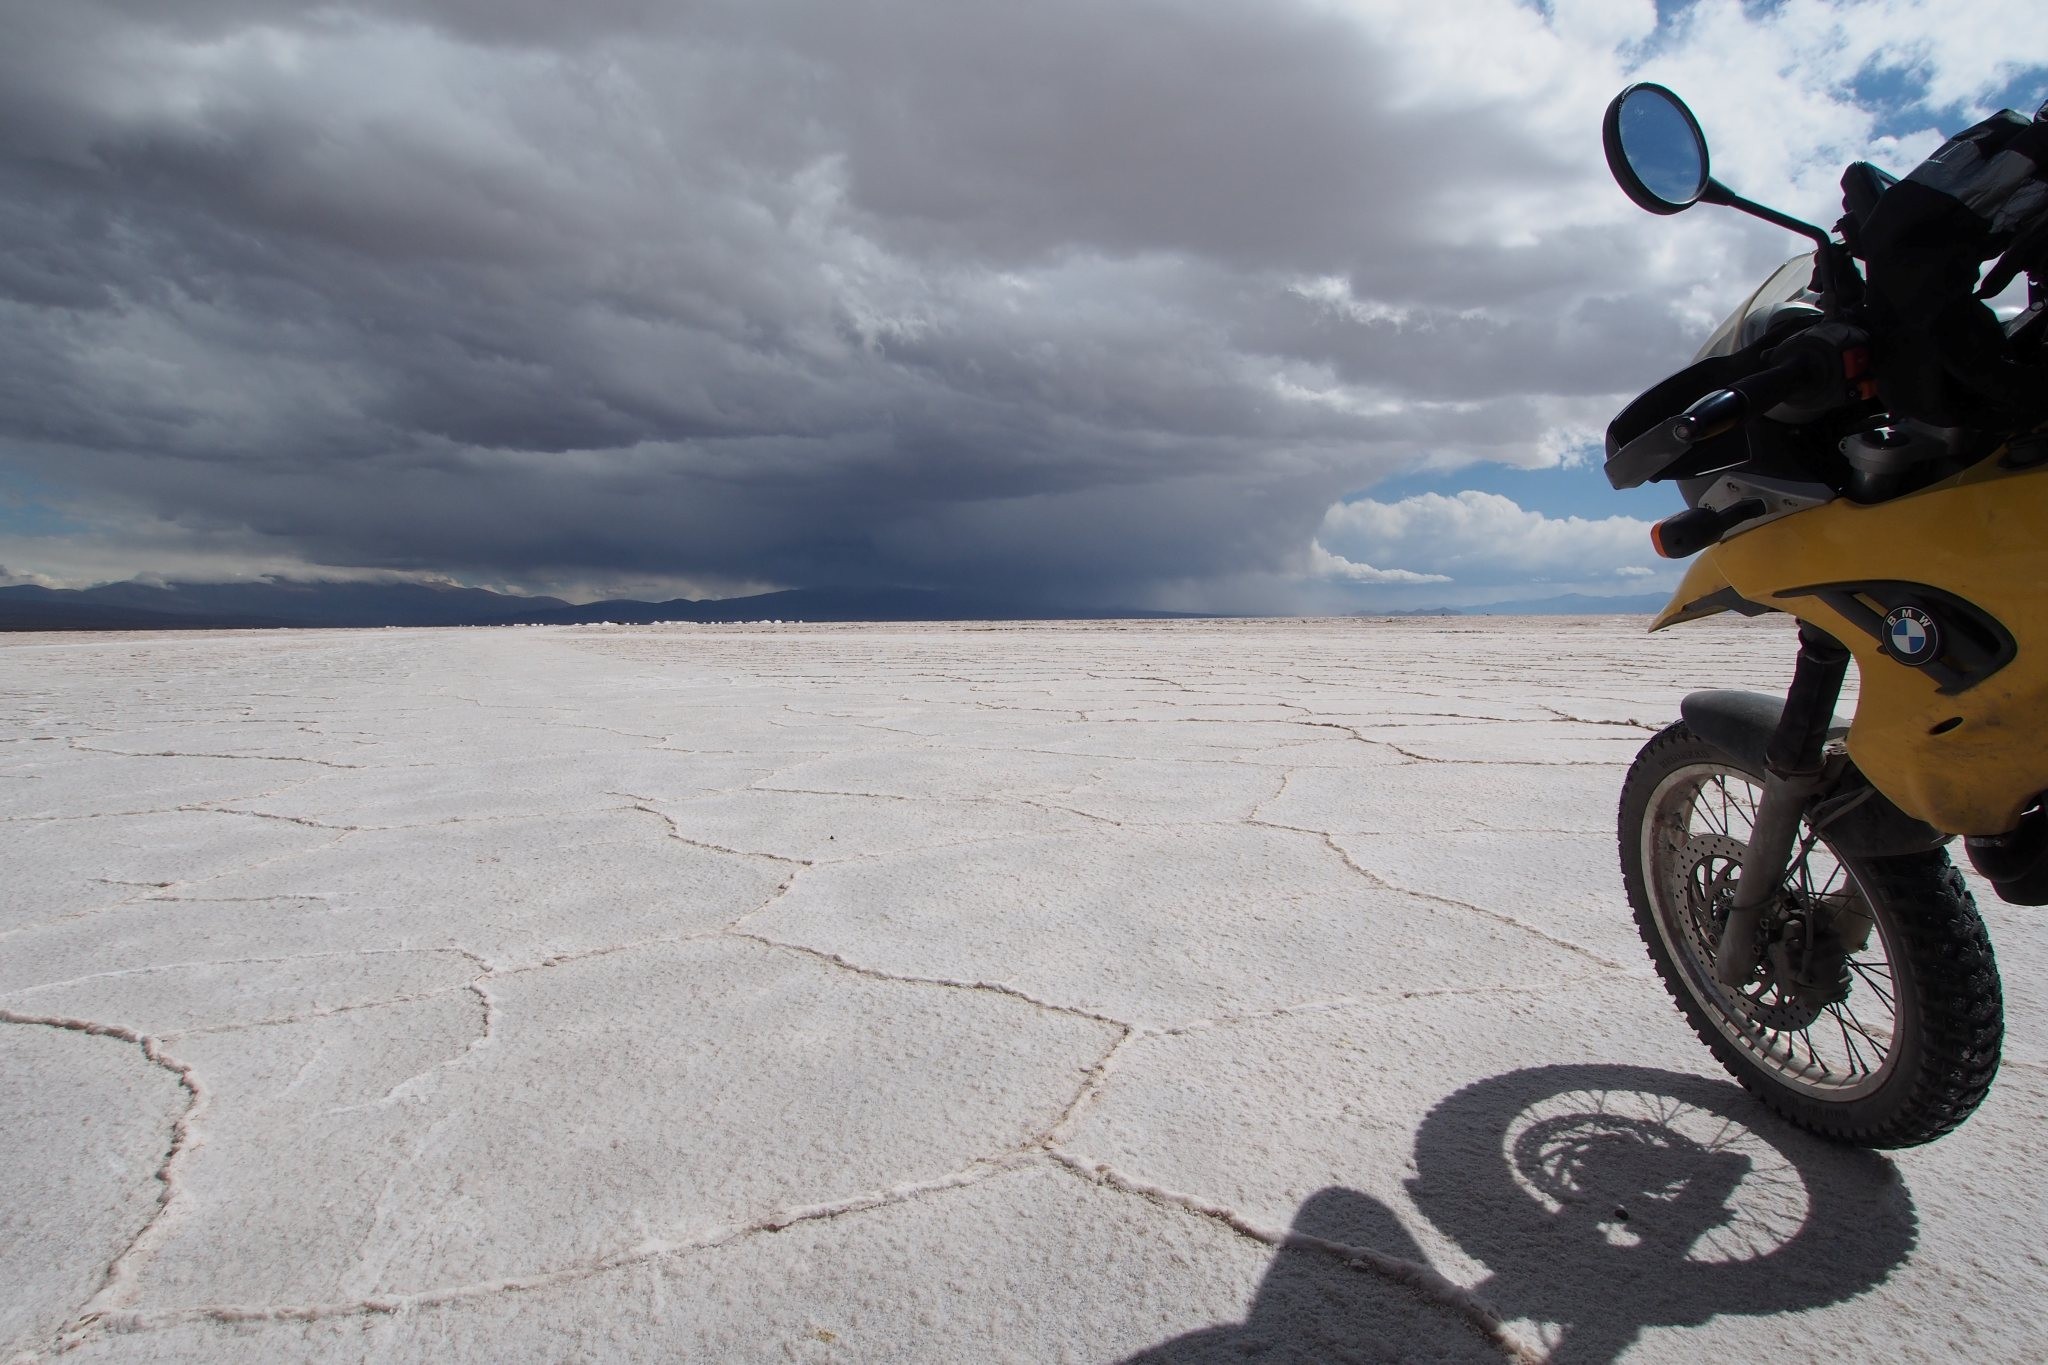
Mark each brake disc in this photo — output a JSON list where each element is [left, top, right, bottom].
[[1672, 832, 1823, 1031], [1674, 832, 1747, 956]]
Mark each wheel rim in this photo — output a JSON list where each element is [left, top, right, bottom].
[[1640, 761, 1903, 1103]]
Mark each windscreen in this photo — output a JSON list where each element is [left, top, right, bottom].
[[1692, 253, 1818, 361]]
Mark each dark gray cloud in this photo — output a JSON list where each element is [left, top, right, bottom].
[[0, 0, 2021, 605]]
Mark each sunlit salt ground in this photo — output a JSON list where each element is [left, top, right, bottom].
[[4, 617, 2044, 1363]]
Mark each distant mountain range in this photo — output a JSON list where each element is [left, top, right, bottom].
[[1367, 592, 1670, 618], [0, 580, 1201, 632], [0, 579, 1675, 632]]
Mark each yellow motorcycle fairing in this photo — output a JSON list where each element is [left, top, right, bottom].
[[1651, 454, 2048, 836]]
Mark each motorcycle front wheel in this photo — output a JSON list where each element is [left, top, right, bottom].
[[1619, 721, 2003, 1148]]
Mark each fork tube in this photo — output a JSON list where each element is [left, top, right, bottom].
[[1714, 624, 1852, 988]]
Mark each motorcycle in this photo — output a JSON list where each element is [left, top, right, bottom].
[[1599, 83, 2048, 1146]]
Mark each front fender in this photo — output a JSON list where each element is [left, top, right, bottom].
[[1679, 689, 1949, 857]]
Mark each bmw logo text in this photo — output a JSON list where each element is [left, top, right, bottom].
[[1883, 605, 1941, 666]]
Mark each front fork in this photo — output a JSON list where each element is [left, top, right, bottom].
[[1714, 623, 1852, 988]]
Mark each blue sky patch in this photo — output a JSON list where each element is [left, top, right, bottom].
[[1346, 460, 1669, 525], [0, 470, 86, 537]]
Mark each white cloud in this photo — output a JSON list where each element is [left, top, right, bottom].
[[1307, 541, 1451, 584], [1536, 421, 1605, 470], [1550, 0, 1660, 52], [1317, 490, 1660, 587], [0, 563, 59, 588]]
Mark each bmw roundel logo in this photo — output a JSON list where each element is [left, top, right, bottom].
[[1883, 605, 1941, 666]]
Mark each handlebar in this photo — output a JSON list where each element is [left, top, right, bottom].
[[1604, 325, 1871, 489], [1605, 366, 1801, 490], [1673, 357, 1823, 442]]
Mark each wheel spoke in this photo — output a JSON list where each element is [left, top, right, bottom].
[[1847, 959, 1896, 1008], [1833, 1009, 1866, 1075], [1787, 825, 1824, 895], [1835, 998, 1891, 1056], [1796, 1026, 1823, 1074], [1732, 781, 1759, 836], [1688, 781, 1728, 836]]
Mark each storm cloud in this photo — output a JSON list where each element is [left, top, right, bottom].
[[2, 0, 2042, 607]]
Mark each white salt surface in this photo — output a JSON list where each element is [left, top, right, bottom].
[[4, 618, 2045, 1362]]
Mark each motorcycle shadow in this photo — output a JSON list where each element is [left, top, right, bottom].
[[1119, 1063, 1916, 1364]]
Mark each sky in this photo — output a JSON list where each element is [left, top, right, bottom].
[[1, 0, 2044, 611]]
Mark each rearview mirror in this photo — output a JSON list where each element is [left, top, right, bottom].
[[1603, 84, 1710, 215]]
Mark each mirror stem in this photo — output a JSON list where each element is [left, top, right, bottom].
[[1699, 179, 1831, 248], [1699, 178, 1853, 306]]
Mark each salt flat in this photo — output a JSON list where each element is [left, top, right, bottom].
[[3, 617, 2044, 1363]]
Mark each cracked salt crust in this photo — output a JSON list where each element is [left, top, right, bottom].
[[760, 745, 1119, 802], [4, 617, 2045, 1363], [1322, 720, 1646, 766], [0, 1024, 188, 1356], [0, 937, 480, 1038], [54, 1167, 1510, 1363], [182, 809, 789, 969], [642, 785, 1098, 864], [756, 824, 1597, 1027], [0, 753, 329, 824], [1, 810, 338, 931], [123, 937, 1116, 1308], [1256, 761, 1625, 836], [1326, 830, 1647, 967], [207, 749, 801, 828], [1045, 757, 1293, 827]]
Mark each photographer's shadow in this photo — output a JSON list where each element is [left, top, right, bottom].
[[1122, 1064, 1916, 1363]]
